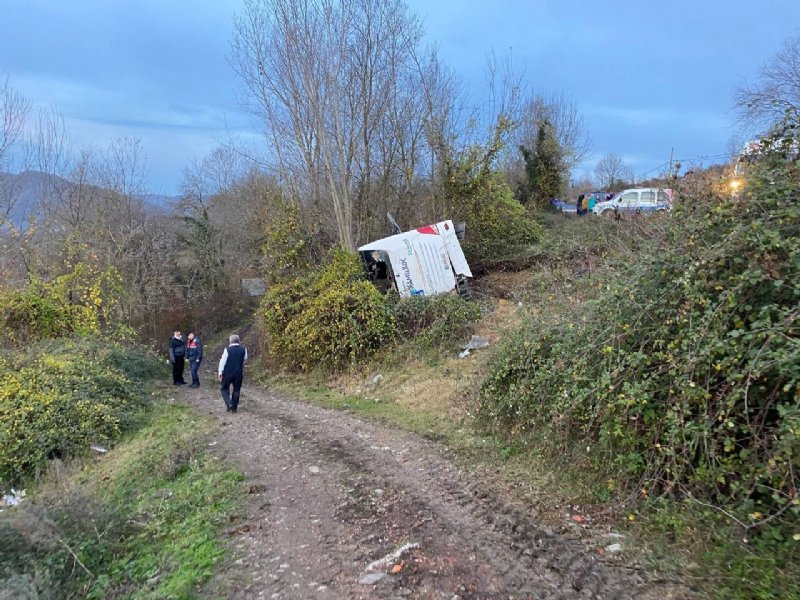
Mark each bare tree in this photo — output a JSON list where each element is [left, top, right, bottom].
[[516, 91, 591, 172], [231, 0, 444, 250], [569, 176, 596, 198], [735, 33, 800, 132], [0, 75, 32, 227], [180, 145, 248, 212], [0, 75, 30, 168], [594, 153, 632, 189]]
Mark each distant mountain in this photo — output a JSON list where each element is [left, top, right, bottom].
[[142, 193, 181, 211], [0, 170, 179, 229]]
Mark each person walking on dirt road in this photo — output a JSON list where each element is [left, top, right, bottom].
[[218, 334, 248, 413]]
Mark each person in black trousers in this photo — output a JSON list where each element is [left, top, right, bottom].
[[186, 332, 204, 388], [169, 330, 187, 385], [217, 334, 248, 413]]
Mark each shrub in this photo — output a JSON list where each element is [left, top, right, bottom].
[[259, 250, 395, 371], [438, 119, 543, 270], [393, 293, 482, 351], [462, 176, 543, 268], [0, 404, 242, 599], [0, 336, 162, 485], [0, 263, 123, 347], [480, 126, 800, 525]]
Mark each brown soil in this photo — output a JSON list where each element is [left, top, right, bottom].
[[177, 384, 693, 600]]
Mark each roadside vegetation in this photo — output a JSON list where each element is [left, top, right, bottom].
[[480, 124, 800, 598], [2, 5, 799, 598], [1, 401, 242, 599], [261, 120, 799, 599], [0, 259, 242, 598]]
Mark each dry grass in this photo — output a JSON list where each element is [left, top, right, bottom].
[[328, 299, 524, 421]]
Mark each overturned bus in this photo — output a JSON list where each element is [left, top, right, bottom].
[[358, 220, 473, 299]]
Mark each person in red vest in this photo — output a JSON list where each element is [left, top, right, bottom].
[[186, 332, 204, 388]]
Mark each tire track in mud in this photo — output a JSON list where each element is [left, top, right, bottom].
[[179, 386, 692, 600]]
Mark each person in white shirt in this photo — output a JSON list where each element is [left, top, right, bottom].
[[217, 334, 248, 413]]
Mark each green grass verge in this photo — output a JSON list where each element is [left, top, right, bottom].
[[0, 401, 243, 600]]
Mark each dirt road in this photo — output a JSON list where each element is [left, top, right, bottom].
[[178, 385, 691, 600]]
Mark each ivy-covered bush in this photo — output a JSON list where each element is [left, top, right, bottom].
[[439, 119, 543, 270], [393, 293, 482, 351], [259, 250, 395, 371], [0, 337, 162, 485], [480, 129, 800, 523], [460, 175, 543, 269]]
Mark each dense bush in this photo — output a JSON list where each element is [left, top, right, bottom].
[[393, 293, 482, 351], [0, 263, 122, 347], [480, 132, 800, 524], [0, 337, 162, 485], [453, 172, 543, 270], [461, 176, 543, 268], [259, 250, 396, 371], [438, 121, 543, 269]]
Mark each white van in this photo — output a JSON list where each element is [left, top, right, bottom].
[[358, 220, 473, 298], [592, 188, 673, 216]]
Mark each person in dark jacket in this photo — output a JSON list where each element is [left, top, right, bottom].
[[217, 334, 248, 413], [168, 330, 186, 385], [186, 332, 204, 388]]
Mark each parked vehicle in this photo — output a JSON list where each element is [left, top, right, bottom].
[[358, 220, 473, 298], [550, 198, 573, 212], [592, 187, 673, 216]]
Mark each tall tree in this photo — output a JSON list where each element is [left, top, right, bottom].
[[594, 153, 633, 189], [519, 118, 564, 207], [516, 91, 591, 173], [0, 76, 31, 228], [231, 0, 444, 251], [735, 33, 800, 132]]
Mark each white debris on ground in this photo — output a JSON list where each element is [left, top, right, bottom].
[[459, 335, 490, 358], [359, 542, 420, 585], [90, 444, 108, 454], [0, 488, 26, 509]]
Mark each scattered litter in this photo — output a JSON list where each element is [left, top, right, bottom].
[[571, 515, 587, 524], [391, 564, 403, 574], [309, 466, 320, 474], [459, 335, 490, 358], [370, 374, 384, 386], [464, 335, 490, 350], [364, 542, 419, 573], [90, 445, 108, 454], [359, 572, 386, 585], [208, 441, 218, 446], [605, 542, 624, 554], [0, 489, 26, 509]]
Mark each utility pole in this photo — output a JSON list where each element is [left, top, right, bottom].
[[668, 147, 674, 175]]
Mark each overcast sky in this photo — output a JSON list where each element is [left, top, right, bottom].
[[1, 0, 798, 194]]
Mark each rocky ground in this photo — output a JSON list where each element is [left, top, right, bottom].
[[177, 383, 693, 600]]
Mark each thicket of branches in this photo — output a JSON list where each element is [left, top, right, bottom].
[[0, 0, 590, 346]]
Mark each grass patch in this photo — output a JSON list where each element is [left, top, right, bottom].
[[0, 400, 243, 599]]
